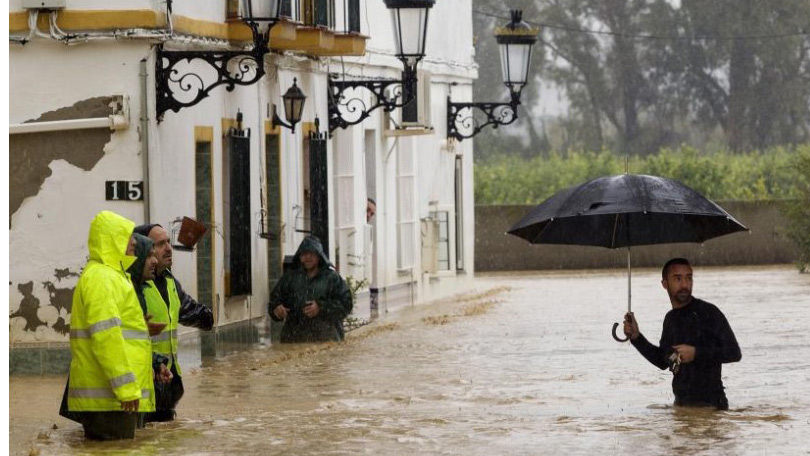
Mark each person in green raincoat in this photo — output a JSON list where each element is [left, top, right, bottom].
[[127, 233, 157, 313], [64, 210, 155, 440], [268, 235, 353, 343], [126, 233, 173, 389]]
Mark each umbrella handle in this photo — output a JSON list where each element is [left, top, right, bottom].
[[612, 322, 629, 342]]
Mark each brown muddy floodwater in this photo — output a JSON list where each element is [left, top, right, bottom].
[[11, 265, 810, 455]]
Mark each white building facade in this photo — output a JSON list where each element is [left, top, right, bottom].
[[9, 0, 477, 372]]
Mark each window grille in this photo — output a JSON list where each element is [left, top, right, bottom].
[[228, 132, 252, 296], [309, 129, 330, 254]]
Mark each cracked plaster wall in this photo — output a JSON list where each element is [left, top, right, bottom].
[[10, 42, 148, 344]]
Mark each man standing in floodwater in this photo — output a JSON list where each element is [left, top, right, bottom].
[[135, 223, 214, 422], [623, 258, 742, 410], [65, 211, 154, 439], [268, 235, 353, 343]]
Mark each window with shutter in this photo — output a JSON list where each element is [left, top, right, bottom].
[[454, 155, 465, 271], [347, 0, 360, 33], [265, 132, 283, 283], [430, 210, 450, 271], [280, 0, 293, 18], [195, 129, 215, 310], [302, 0, 334, 28], [309, 129, 330, 254], [227, 131, 252, 296]]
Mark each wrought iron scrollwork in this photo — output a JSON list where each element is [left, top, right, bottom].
[[327, 66, 417, 133], [446, 93, 521, 142], [155, 25, 270, 121]]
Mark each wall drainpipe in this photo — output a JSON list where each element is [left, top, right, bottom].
[[140, 58, 151, 221]]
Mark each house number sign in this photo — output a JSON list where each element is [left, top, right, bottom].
[[105, 181, 144, 201]]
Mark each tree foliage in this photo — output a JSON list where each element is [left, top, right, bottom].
[[471, 0, 810, 159]]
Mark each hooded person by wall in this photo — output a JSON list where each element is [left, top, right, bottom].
[[268, 235, 353, 343], [127, 233, 155, 313]]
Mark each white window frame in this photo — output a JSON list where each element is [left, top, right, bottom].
[[396, 143, 415, 271], [335, 136, 357, 275], [430, 209, 452, 272]]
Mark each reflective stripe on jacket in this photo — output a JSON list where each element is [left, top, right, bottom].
[[143, 276, 182, 375], [68, 211, 155, 412]]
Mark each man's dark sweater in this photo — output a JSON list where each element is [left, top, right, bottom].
[[631, 298, 741, 409]]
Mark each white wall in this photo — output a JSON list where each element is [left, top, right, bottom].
[[9, 0, 478, 345], [362, 0, 476, 75], [9, 41, 151, 343], [326, 0, 477, 314]]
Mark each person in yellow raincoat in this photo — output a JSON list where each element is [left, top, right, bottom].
[[65, 210, 155, 440]]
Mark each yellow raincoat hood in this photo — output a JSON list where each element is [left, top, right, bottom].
[[88, 210, 136, 272], [68, 210, 155, 413]]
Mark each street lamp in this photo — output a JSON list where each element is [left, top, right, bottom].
[[272, 78, 307, 132], [328, 0, 434, 133], [387, 0, 432, 70], [447, 10, 538, 141], [155, 0, 283, 120]]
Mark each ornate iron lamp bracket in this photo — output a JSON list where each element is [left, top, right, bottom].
[[446, 93, 521, 142], [155, 26, 270, 121], [327, 66, 418, 133]]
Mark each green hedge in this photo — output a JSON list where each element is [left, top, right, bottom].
[[780, 147, 810, 271], [474, 145, 810, 204], [475, 144, 810, 271]]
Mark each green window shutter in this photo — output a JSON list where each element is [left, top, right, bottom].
[[229, 133, 252, 296]]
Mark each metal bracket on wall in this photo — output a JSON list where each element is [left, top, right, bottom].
[[327, 66, 418, 134], [446, 94, 521, 142], [155, 25, 270, 121]]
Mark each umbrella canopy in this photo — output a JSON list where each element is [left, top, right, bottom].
[[508, 174, 747, 247], [507, 173, 748, 342]]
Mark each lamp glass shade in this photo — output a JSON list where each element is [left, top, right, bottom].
[[495, 10, 538, 95], [282, 80, 306, 125], [384, 0, 435, 66], [499, 42, 533, 93], [242, 0, 281, 33]]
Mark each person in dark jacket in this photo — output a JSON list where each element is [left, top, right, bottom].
[[126, 233, 169, 338], [269, 235, 353, 343], [134, 223, 214, 422], [127, 233, 157, 313], [125, 233, 172, 429], [623, 258, 742, 410]]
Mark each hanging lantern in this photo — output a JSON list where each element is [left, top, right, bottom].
[[495, 10, 538, 97], [282, 78, 306, 129], [241, 0, 283, 35], [383, 0, 435, 67]]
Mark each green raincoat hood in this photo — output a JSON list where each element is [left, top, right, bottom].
[[127, 233, 154, 284], [88, 210, 136, 272], [292, 235, 332, 270]]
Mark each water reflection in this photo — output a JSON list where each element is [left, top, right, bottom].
[[12, 266, 810, 456]]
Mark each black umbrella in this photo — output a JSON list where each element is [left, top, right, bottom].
[[507, 173, 748, 341]]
